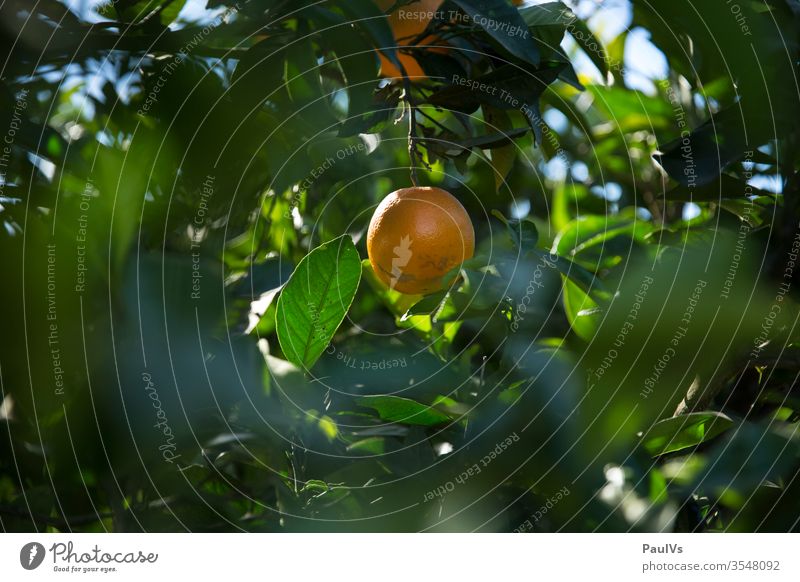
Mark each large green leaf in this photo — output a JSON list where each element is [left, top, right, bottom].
[[356, 395, 452, 426], [276, 236, 362, 370], [520, 2, 608, 77], [643, 412, 734, 456]]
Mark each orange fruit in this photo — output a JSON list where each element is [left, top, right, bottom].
[[375, 0, 447, 81], [367, 186, 475, 295]]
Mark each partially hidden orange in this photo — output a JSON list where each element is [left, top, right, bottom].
[[367, 186, 475, 295], [375, 0, 447, 81]]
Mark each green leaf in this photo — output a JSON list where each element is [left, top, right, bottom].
[[316, 17, 394, 137], [426, 125, 529, 152], [112, 0, 188, 25], [284, 35, 335, 128], [355, 395, 452, 426], [663, 173, 775, 202], [561, 276, 600, 341], [339, 0, 401, 69], [562, 9, 609, 78], [587, 85, 673, 132], [428, 63, 564, 114], [285, 38, 324, 105], [691, 422, 800, 505], [554, 213, 652, 271], [339, 85, 401, 137], [403, 290, 450, 319], [347, 437, 386, 455], [414, 50, 469, 81], [653, 106, 750, 187], [491, 145, 515, 190], [158, 0, 188, 25], [535, 249, 606, 298], [519, 1, 574, 26], [483, 105, 516, 190], [450, 0, 540, 66], [492, 209, 539, 250], [275, 236, 362, 370], [642, 412, 734, 456]]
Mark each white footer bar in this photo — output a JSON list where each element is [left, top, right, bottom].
[[1, 534, 797, 581]]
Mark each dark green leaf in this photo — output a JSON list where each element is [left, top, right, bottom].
[[663, 173, 776, 202], [450, 0, 540, 66], [339, 0, 401, 69], [492, 209, 539, 251], [653, 106, 751, 187], [428, 63, 564, 113], [519, 1, 573, 27]]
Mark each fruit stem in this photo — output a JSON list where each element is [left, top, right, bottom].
[[402, 75, 420, 187]]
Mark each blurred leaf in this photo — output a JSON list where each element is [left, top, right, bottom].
[[554, 213, 652, 271], [492, 209, 539, 251], [562, 276, 599, 341], [483, 105, 516, 190], [347, 437, 386, 455], [643, 412, 734, 456], [653, 106, 750, 187], [664, 173, 775, 202], [355, 395, 452, 426], [537, 249, 606, 297], [693, 422, 800, 506], [565, 12, 608, 78], [588, 84, 673, 132], [339, 0, 401, 69]]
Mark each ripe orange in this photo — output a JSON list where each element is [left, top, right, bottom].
[[375, 0, 447, 81], [367, 186, 475, 295]]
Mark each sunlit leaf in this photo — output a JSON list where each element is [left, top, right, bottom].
[[275, 236, 362, 369]]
